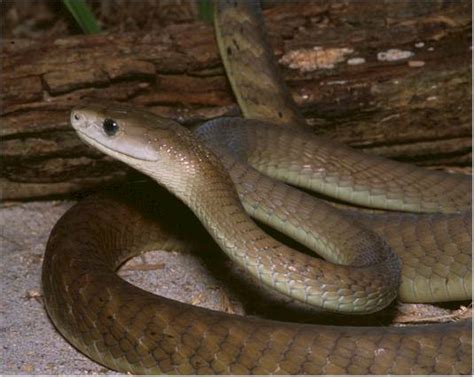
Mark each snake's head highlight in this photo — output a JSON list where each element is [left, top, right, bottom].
[[70, 103, 167, 162]]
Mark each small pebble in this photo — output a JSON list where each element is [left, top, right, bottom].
[[22, 364, 34, 373]]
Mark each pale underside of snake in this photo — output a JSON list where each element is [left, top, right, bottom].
[[42, 0, 472, 374]]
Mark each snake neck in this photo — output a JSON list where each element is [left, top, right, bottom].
[[131, 128, 254, 255]]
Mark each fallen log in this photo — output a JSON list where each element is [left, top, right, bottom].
[[1, 1, 471, 200]]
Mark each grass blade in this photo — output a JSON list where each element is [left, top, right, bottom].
[[63, 0, 101, 34]]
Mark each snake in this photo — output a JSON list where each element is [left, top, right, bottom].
[[41, 0, 472, 374]]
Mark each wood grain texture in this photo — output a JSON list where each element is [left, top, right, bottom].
[[1, 1, 471, 200]]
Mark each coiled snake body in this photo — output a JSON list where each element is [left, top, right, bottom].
[[42, 1, 472, 374]]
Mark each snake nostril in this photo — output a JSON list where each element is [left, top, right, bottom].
[[74, 113, 80, 121]]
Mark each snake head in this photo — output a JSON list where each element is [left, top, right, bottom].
[[70, 102, 230, 198], [70, 102, 176, 162]]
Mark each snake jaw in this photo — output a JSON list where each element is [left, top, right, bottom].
[[70, 107, 162, 163]]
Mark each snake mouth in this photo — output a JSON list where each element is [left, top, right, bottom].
[[73, 123, 160, 162], [73, 126, 130, 163], [74, 127, 113, 153]]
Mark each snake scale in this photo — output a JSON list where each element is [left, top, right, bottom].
[[42, 0, 472, 374]]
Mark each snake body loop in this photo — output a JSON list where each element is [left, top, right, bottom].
[[196, 118, 472, 303], [42, 0, 472, 374], [197, 118, 471, 214], [42, 102, 471, 374], [43, 184, 471, 374]]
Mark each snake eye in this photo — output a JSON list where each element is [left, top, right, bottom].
[[103, 119, 119, 136]]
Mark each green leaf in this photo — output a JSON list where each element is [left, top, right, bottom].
[[62, 0, 101, 34]]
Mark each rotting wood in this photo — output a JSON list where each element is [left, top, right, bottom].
[[1, 1, 471, 200]]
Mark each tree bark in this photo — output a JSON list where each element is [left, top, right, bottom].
[[1, 1, 471, 200]]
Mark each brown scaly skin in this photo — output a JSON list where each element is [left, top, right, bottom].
[[214, 0, 306, 127], [196, 118, 472, 303], [42, 0, 472, 374], [67, 104, 401, 315], [41, 102, 471, 374], [43, 186, 472, 375]]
